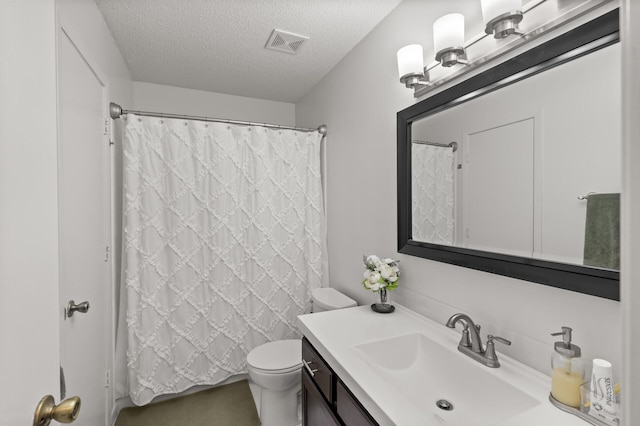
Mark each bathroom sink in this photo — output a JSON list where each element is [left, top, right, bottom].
[[353, 332, 540, 425]]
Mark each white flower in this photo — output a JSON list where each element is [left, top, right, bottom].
[[379, 264, 394, 280], [363, 269, 380, 284], [368, 272, 381, 285], [363, 270, 381, 291], [362, 254, 400, 292], [367, 255, 381, 267], [368, 282, 381, 291]]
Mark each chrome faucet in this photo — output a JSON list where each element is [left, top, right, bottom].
[[445, 313, 511, 368], [445, 313, 483, 353]]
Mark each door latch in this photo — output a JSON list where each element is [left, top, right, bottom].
[[65, 301, 90, 319]]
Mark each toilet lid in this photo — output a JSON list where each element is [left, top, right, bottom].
[[247, 339, 302, 373], [312, 288, 357, 310]]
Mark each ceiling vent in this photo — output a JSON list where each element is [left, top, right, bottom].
[[265, 29, 309, 55]]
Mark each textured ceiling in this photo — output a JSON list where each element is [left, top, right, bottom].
[[94, 0, 403, 103]]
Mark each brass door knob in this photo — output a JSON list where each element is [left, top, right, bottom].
[[33, 395, 81, 426]]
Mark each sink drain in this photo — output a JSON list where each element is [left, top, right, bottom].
[[436, 399, 454, 411]]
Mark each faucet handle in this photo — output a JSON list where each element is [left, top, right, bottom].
[[474, 323, 484, 349], [484, 335, 511, 368], [487, 335, 511, 346], [459, 324, 472, 348]]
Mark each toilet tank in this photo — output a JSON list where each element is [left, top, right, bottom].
[[311, 288, 357, 312]]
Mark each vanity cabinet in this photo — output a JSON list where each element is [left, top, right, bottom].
[[302, 337, 378, 426], [302, 365, 341, 426]]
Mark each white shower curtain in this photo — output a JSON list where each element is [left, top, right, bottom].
[[411, 144, 455, 244], [115, 114, 326, 405]]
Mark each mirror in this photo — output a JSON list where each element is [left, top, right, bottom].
[[397, 9, 620, 300]]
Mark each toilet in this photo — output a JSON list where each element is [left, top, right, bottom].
[[246, 287, 356, 426]]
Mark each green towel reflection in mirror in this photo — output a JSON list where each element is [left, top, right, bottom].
[[583, 193, 620, 270]]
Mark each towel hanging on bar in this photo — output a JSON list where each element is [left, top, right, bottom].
[[583, 193, 620, 270]]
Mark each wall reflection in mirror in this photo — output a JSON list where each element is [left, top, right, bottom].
[[410, 42, 620, 271]]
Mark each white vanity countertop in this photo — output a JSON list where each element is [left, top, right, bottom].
[[298, 304, 590, 426]]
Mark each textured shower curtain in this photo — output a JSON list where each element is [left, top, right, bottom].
[[412, 144, 455, 244], [115, 114, 326, 405]]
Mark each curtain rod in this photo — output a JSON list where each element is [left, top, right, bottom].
[[109, 102, 327, 136], [412, 140, 458, 152]]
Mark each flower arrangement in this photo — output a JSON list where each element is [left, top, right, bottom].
[[362, 255, 400, 292]]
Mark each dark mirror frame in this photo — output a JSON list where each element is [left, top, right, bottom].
[[397, 9, 620, 301]]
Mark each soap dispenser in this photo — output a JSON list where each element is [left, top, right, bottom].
[[550, 326, 585, 408]]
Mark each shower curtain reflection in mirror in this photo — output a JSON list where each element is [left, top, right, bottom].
[[411, 143, 455, 245], [114, 114, 327, 405]]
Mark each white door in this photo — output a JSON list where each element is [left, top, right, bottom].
[[464, 119, 535, 257], [58, 29, 112, 426], [0, 1, 60, 425]]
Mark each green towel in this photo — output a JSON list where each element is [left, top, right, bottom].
[[583, 193, 620, 270]]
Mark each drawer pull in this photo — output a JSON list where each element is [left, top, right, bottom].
[[303, 359, 318, 377]]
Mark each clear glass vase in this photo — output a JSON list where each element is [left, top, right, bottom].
[[371, 287, 395, 313]]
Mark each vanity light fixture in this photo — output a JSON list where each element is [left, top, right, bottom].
[[481, 0, 524, 39], [433, 13, 468, 67], [397, 44, 430, 89], [397, 0, 550, 94]]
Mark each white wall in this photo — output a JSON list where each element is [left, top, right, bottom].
[[296, 0, 621, 379], [57, 1, 132, 105], [133, 82, 296, 126], [0, 2, 60, 423], [621, 0, 640, 423]]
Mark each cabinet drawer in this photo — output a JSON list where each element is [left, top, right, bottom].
[[336, 379, 378, 426], [302, 337, 334, 404], [302, 368, 341, 426]]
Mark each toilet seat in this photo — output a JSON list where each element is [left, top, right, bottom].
[[247, 339, 302, 374]]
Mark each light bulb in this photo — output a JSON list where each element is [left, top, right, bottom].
[[397, 44, 424, 79], [433, 13, 465, 55]]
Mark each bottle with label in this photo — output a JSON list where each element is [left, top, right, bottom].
[[550, 326, 585, 408]]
